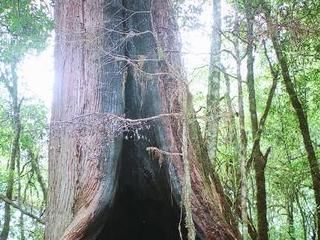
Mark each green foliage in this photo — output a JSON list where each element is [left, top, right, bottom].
[[29, 225, 45, 240], [0, 96, 49, 236], [0, 0, 53, 62], [173, 0, 206, 29], [20, 100, 48, 150], [0, 1, 52, 238], [190, 0, 320, 239]]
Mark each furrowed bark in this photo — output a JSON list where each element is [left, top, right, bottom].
[[46, 1, 124, 238], [47, 1, 240, 239]]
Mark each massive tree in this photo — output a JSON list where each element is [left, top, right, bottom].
[[46, 0, 239, 239]]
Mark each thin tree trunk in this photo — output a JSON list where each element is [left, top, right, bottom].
[[295, 192, 307, 240], [253, 153, 269, 240], [224, 68, 240, 191], [206, 0, 221, 162], [29, 150, 48, 204], [16, 146, 26, 240], [245, 2, 258, 137], [247, 175, 258, 240], [287, 198, 295, 240], [264, 7, 320, 240], [1, 61, 22, 240], [245, 2, 269, 239], [234, 11, 248, 239]]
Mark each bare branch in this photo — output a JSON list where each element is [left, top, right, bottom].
[[215, 65, 237, 80], [0, 194, 45, 224], [146, 147, 182, 156], [52, 112, 182, 126]]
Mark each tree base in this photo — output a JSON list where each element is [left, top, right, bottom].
[[98, 184, 186, 240], [97, 141, 188, 240]]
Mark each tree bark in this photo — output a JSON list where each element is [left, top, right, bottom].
[[206, 0, 221, 162], [46, 1, 240, 240]]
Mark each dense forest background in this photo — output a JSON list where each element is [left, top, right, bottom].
[[0, 0, 320, 239]]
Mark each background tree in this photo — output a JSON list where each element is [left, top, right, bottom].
[[206, 0, 222, 162], [0, 0, 52, 239], [262, 1, 320, 238]]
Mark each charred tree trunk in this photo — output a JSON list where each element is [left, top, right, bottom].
[[46, 1, 239, 240]]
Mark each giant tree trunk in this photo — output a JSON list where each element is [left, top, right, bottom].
[[46, 1, 239, 240]]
